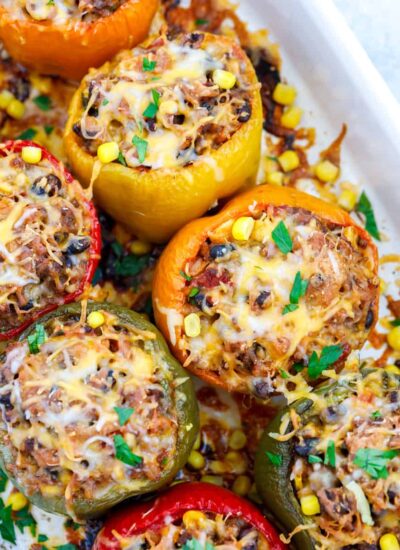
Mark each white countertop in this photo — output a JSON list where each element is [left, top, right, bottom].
[[334, 0, 400, 101]]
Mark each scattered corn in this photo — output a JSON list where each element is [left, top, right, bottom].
[[0, 90, 14, 110], [232, 216, 255, 241], [182, 511, 207, 527], [130, 240, 152, 256], [228, 430, 247, 450], [266, 171, 284, 186], [272, 83, 297, 105], [300, 494, 320, 516], [232, 475, 251, 496], [159, 100, 179, 115], [184, 313, 201, 338], [187, 450, 205, 470], [213, 69, 236, 90], [21, 146, 42, 164], [281, 106, 303, 129], [386, 365, 400, 375], [0, 182, 13, 194], [7, 99, 26, 120], [97, 141, 119, 164], [200, 475, 224, 486], [387, 326, 400, 351], [41, 485, 62, 497], [59, 470, 72, 485], [380, 534, 400, 550], [6, 492, 28, 512], [87, 311, 105, 329], [226, 451, 247, 474], [315, 160, 339, 182], [278, 150, 300, 172], [338, 189, 358, 211], [210, 460, 226, 474]]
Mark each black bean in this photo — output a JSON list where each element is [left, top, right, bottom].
[[253, 380, 273, 399], [31, 174, 61, 197], [20, 300, 34, 311], [237, 101, 252, 123], [294, 437, 319, 457], [389, 391, 399, 403], [255, 290, 270, 307], [24, 438, 35, 452], [0, 393, 12, 410], [173, 114, 185, 125], [321, 406, 341, 423], [209, 243, 235, 259], [365, 308, 374, 329], [10, 77, 30, 102], [66, 237, 91, 255], [73, 122, 83, 137]]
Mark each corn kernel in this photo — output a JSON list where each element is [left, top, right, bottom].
[[315, 160, 339, 182], [300, 494, 320, 516], [7, 99, 26, 120], [213, 69, 236, 90], [228, 430, 247, 450], [6, 492, 28, 511], [21, 146, 42, 164], [281, 106, 303, 129], [294, 475, 303, 490], [338, 189, 358, 211], [200, 475, 223, 486], [159, 100, 179, 115], [386, 365, 400, 375], [187, 450, 205, 470], [182, 511, 207, 527], [232, 216, 255, 241], [387, 326, 400, 351], [232, 475, 251, 496], [59, 470, 72, 485], [278, 150, 300, 172], [0, 182, 13, 194], [41, 485, 62, 497], [226, 451, 247, 474], [379, 278, 387, 294], [210, 460, 226, 474], [87, 311, 105, 329], [266, 171, 284, 186], [272, 83, 297, 105], [97, 141, 119, 164], [184, 313, 201, 338], [0, 90, 14, 110], [130, 240, 152, 256], [380, 534, 400, 550]]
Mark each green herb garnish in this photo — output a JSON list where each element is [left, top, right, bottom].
[[271, 221, 293, 254], [308, 455, 323, 464], [114, 435, 142, 467], [114, 407, 134, 426], [44, 125, 54, 136], [283, 271, 308, 314], [353, 448, 399, 479], [117, 152, 127, 166], [279, 369, 290, 379], [132, 135, 148, 164], [0, 469, 7, 492], [265, 451, 283, 466], [143, 89, 160, 118], [390, 318, 400, 327], [143, 57, 157, 72], [195, 18, 209, 26], [188, 287, 200, 299], [38, 534, 49, 542], [356, 191, 380, 240], [282, 304, 299, 315], [33, 95, 52, 111], [371, 410, 382, 420], [15, 505, 36, 536], [180, 270, 192, 282], [17, 128, 37, 140], [324, 440, 336, 468], [307, 345, 343, 380], [27, 324, 46, 354], [0, 502, 16, 544]]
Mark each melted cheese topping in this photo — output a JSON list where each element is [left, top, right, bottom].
[[117, 511, 270, 550], [0, 149, 93, 334], [180, 205, 378, 398], [74, 33, 254, 169], [2, 0, 126, 24], [291, 367, 400, 549], [0, 310, 179, 509]]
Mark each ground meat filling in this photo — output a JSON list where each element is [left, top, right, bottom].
[[180, 205, 378, 397], [0, 310, 179, 508], [73, 32, 254, 169], [3, 0, 127, 24], [291, 368, 400, 549], [0, 149, 93, 333], [121, 511, 270, 549]]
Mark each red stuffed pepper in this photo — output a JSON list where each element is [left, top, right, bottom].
[[94, 482, 286, 549], [0, 140, 100, 340]]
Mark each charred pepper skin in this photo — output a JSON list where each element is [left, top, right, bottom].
[[93, 482, 286, 549], [0, 302, 199, 519], [0, 140, 101, 342], [0, 0, 158, 80]]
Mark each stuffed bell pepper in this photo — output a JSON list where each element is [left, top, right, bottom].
[[64, 31, 263, 243], [0, 0, 158, 80], [93, 481, 286, 549], [255, 366, 400, 549], [0, 302, 198, 518], [153, 184, 379, 398], [0, 140, 100, 341]]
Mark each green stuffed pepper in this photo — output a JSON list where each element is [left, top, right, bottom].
[[255, 366, 400, 550], [0, 302, 199, 519]]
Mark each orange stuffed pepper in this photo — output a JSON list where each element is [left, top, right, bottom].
[[153, 184, 379, 398], [0, 0, 158, 80], [64, 31, 263, 243]]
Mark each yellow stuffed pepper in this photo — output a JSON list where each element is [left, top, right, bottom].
[[64, 31, 263, 243]]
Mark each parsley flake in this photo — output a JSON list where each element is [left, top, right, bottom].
[[282, 303, 299, 315], [390, 318, 400, 327], [265, 451, 283, 466], [143, 57, 157, 72], [180, 270, 192, 282], [307, 345, 343, 380], [289, 272, 309, 304], [38, 534, 49, 542], [0, 503, 16, 544], [371, 410, 382, 420], [0, 469, 7, 492], [15, 505, 36, 536], [33, 95, 52, 111], [114, 406, 134, 426], [114, 435, 142, 467], [27, 324, 46, 354], [117, 151, 127, 166], [188, 287, 200, 299], [17, 128, 37, 140], [271, 221, 293, 254], [308, 454, 323, 464], [353, 448, 399, 479], [195, 18, 209, 26], [44, 125, 54, 136], [132, 135, 148, 164], [324, 440, 336, 468], [143, 89, 160, 118], [356, 191, 380, 241]]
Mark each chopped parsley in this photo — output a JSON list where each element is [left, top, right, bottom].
[[115, 253, 150, 277], [195, 18, 209, 26], [371, 410, 382, 420], [44, 125, 54, 136], [353, 448, 399, 479], [17, 128, 37, 140], [324, 440, 336, 468], [0, 469, 7, 492], [390, 318, 400, 327], [283, 271, 308, 314], [15, 505, 36, 536], [117, 151, 127, 166], [114, 406, 134, 426], [180, 270, 192, 282], [282, 303, 299, 315], [143, 57, 157, 72], [188, 287, 200, 299], [183, 539, 215, 550], [132, 135, 148, 164], [279, 368, 290, 379], [114, 435, 142, 467], [293, 362, 305, 374], [143, 89, 160, 118], [307, 345, 343, 380], [38, 534, 49, 542], [0, 501, 15, 544], [27, 324, 47, 354], [356, 191, 380, 241], [33, 95, 52, 111], [271, 221, 293, 254], [265, 451, 283, 466], [308, 454, 323, 464]]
